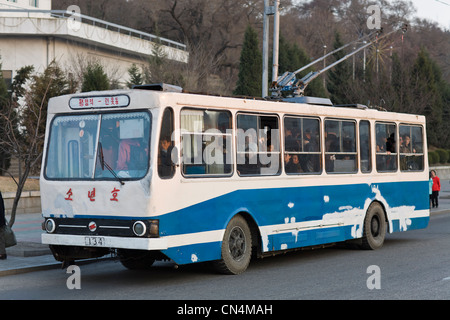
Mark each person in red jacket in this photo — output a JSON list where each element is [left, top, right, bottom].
[[431, 170, 441, 208]]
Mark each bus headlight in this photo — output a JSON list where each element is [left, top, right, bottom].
[[44, 219, 56, 233], [132, 221, 147, 237]]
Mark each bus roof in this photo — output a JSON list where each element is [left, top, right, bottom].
[[48, 87, 425, 124]]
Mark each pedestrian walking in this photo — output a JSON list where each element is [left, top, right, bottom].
[[0, 191, 7, 259], [431, 170, 441, 208], [429, 171, 433, 208]]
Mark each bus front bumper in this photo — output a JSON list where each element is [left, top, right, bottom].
[[42, 233, 168, 251]]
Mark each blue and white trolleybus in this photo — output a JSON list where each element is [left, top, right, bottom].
[[41, 84, 429, 274]]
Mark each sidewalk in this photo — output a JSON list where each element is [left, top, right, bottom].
[[1, 212, 60, 276], [1, 180, 450, 276]]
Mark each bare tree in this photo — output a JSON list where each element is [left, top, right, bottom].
[[0, 84, 48, 227]]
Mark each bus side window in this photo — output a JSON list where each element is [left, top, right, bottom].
[[237, 114, 280, 176], [399, 124, 424, 171], [284, 116, 321, 174], [359, 120, 371, 173], [181, 108, 232, 176], [158, 108, 175, 179], [325, 119, 357, 173], [376, 122, 397, 172]]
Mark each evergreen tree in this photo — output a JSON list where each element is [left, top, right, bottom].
[[25, 61, 71, 156], [81, 62, 110, 92], [127, 63, 143, 88], [390, 52, 408, 112], [409, 47, 450, 148], [144, 40, 185, 88], [276, 36, 327, 98], [0, 65, 34, 176], [234, 25, 262, 97], [410, 47, 443, 146], [327, 32, 353, 104]]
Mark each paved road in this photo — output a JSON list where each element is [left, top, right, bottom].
[[1, 212, 449, 300]]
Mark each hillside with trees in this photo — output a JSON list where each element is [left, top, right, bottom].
[[1, 0, 449, 155], [2, 0, 449, 225], [51, 0, 450, 150]]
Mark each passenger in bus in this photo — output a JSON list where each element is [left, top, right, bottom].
[[117, 139, 147, 171], [158, 136, 174, 177], [299, 130, 317, 172], [304, 129, 318, 151], [101, 125, 119, 169], [285, 128, 297, 151], [376, 133, 388, 171], [325, 133, 338, 172], [386, 133, 396, 153], [286, 154, 303, 173], [376, 132, 387, 153], [400, 134, 415, 153], [284, 153, 291, 170], [386, 133, 397, 170]]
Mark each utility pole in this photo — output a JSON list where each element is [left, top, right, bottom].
[[272, 0, 280, 84], [262, 0, 270, 98], [262, 0, 280, 98]]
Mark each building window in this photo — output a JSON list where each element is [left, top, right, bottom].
[[29, 0, 39, 7], [1, 70, 12, 92]]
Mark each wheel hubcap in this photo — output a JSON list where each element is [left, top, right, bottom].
[[229, 226, 246, 261], [371, 215, 380, 237]]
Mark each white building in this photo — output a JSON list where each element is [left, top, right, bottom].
[[0, 0, 188, 89]]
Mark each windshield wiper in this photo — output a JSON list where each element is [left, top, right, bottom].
[[97, 142, 125, 185]]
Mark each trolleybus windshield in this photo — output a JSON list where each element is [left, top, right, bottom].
[[44, 111, 151, 180]]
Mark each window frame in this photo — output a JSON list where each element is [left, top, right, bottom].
[[158, 107, 176, 179], [44, 110, 152, 181], [375, 121, 398, 172], [236, 112, 281, 177], [283, 115, 322, 175], [180, 107, 233, 178], [399, 123, 424, 172], [359, 120, 372, 173], [324, 118, 358, 174]]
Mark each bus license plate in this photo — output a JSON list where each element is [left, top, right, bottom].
[[85, 236, 105, 247]]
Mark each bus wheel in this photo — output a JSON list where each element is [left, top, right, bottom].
[[117, 249, 155, 270], [213, 215, 252, 275], [361, 202, 386, 250]]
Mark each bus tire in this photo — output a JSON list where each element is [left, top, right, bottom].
[[213, 215, 252, 275], [361, 202, 386, 250]]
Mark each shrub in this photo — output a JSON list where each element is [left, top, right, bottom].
[[428, 151, 438, 165], [436, 149, 449, 164]]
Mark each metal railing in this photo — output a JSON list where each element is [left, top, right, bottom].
[[0, 9, 187, 51]]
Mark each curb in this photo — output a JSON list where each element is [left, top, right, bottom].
[[0, 261, 61, 277], [0, 256, 114, 277]]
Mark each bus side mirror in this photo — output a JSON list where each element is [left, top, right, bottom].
[[171, 146, 179, 167]]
